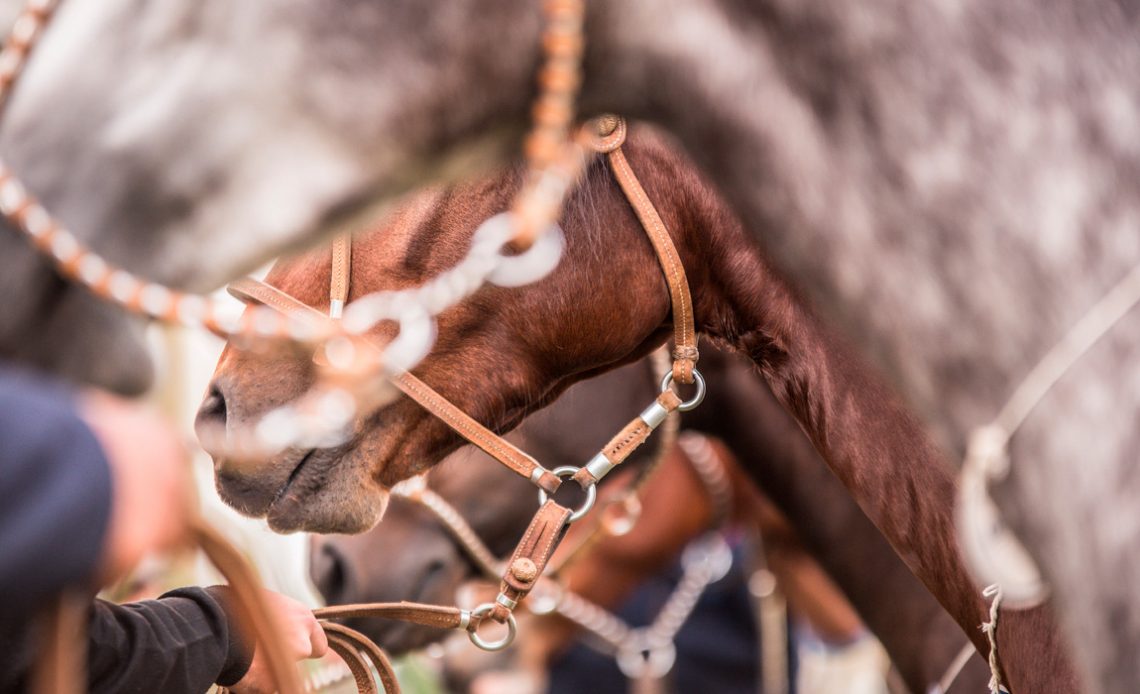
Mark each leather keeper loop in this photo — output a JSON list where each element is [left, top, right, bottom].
[[493, 500, 573, 621]]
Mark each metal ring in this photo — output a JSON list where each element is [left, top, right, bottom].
[[659, 368, 706, 411], [466, 603, 518, 652], [536, 465, 597, 522]]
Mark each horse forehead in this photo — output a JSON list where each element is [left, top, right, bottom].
[[355, 187, 476, 271]]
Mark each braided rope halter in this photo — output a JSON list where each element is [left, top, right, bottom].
[[0, 0, 591, 463], [0, 1, 602, 692], [1, 0, 715, 690], [225, 116, 706, 688]]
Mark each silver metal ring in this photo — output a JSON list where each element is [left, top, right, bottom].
[[466, 603, 518, 652], [659, 368, 706, 411], [536, 465, 597, 522]]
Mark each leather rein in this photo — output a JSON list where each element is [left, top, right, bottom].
[[226, 117, 708, 692]]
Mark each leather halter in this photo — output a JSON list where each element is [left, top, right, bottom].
[[228, 116, 704, 635], [229, 116, 701, 496]]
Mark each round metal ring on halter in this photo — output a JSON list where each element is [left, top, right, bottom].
[[466, 603, 519, 652], [537, 465, 599, 522], [661, 369, 706, 411]]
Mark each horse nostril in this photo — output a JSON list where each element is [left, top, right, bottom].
[[197, 382, 228, 426], [312, 542, 352, 604]]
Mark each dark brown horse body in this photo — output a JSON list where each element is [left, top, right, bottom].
[[310, 349, 990, 692]]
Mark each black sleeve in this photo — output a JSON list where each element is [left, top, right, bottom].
[[0, 364, 112, 622], [86, 586, 255, 693]]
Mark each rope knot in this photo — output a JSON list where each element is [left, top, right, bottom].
[[965, 424, 1010, 480]]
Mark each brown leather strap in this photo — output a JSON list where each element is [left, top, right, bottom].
[[590, 117, 699, 384], [191, 518, 304, 694], [391, 371, 561, 493], [323, 622, 400, 694], [314, 601, 467, 629], [492, 500, 573, 621], [227, 278, 562, 494], [329, 234, 353, 318], [32, 591, 86, 694], [325, 631, 380, 694], [571, 390, 683, 487]]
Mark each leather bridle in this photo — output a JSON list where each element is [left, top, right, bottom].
[[224, 116, 708, 692]]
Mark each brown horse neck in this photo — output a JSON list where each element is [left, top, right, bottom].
[[617, 133, 1076, 688]]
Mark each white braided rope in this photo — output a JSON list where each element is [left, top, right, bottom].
[[0, 0, 585, 470], [980, 584, 1005, 694]]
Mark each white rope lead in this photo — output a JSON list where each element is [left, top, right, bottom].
[[981, 583, 1005, 694]]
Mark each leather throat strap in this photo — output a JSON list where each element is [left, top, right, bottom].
[[597, 122, 699, 384]]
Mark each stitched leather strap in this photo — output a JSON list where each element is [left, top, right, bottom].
[[571, 389, 683, 487], [329, 234, 353, 318], [491, 500, 573, 622], [590, 117, 699, 384], [322, 622, 400, 694], [227, 278, 563, 494], [314, 601, 467, 629]]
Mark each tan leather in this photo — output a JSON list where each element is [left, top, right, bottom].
[[323, 622, 400, 694], [491, 500, 573, 622], [601, 391, 681, 463], [191, 518, 304, 694], [326, 631, 378, 694], [315, 601, 466, 629], [393, 371, 562, 493], [571, 390, 683, 487], [329, 234, 353, 314], [31, 592, 86, 694], [228, 278, 564, 495], [592, 119, 699, 384]]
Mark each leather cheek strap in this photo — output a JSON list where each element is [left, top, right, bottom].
[[225, 278, 562, 495]]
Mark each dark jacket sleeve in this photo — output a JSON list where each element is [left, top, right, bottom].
[[0, 364, 112, 620], [87, 586, 255, 693]]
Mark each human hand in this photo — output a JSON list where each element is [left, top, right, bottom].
[[78, 391, 191, 584], [229, 591, 329, 693]]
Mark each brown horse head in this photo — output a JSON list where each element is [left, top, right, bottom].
[[197, 124, 756, 533]]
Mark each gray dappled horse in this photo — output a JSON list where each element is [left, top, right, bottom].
[[1, 1, 1138, 689]]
